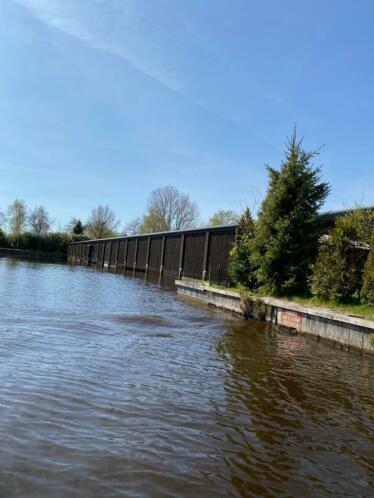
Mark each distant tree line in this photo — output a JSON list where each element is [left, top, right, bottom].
[[0, 185, 238, 254], [0, 200, 61, 252]]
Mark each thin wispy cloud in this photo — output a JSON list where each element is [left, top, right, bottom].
[[13, 0, 285, 126], [15, 0, 182, 92]]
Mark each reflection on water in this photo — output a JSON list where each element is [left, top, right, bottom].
[[0, 258, 372, 497]]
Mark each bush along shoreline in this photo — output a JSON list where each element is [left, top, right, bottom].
[[228, 130, 374, 317], [0, 231, 89, 255]]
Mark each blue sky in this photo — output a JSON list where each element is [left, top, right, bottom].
[[0, 0, 373, 229]]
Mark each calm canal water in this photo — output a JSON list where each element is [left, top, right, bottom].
[[0, 258, 373, 498]]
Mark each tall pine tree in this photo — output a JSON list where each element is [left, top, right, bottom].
[[250, 130, 330, 296]]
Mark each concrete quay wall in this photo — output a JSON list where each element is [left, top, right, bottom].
[[175, 278, 374, 356]]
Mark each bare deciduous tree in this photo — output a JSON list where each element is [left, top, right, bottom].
[[7, 199, 27, 247], [28, 206, 52, 236], [124, 217, 143, 235], [208, 209, 239, 227], [86, 205, 120, 239], [140, 186, 199, 233]]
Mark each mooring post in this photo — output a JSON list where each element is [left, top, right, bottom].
[[159, 235, 166, 284], [133, 238, 139, 277], [115, 240, 120, 273], [145, 236, 151, 281], [202, 230, 210, 281], [178, 234, 185, 280], [123, 239, 128, 275]]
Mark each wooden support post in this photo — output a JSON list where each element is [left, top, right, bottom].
[[97, 243, 100, 268], [178, 234, 185, 280], [202, 230, 210, 280], [79, 244, 83, 265], [88, 244, 93, 267], [101, 241, 106, 269], [93, 242, 99, 268], [123, 239, 128, 275], [159, 235, 166, 284], [100, 242, 105, 268], [145, 236, 151, 281], [133, 238, 139, 277], [115, 240, 120, 273], [107, 240, 113, 271]]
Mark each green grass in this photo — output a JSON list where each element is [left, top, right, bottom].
[[207, 282, 243, 293], [284, 296, 374, 321], [201, 280, 374, 321]]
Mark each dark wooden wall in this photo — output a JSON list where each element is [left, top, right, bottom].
[[67, 225, 237, 285]]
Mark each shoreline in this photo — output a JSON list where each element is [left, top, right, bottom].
[[0, 247, 67, 263], [176, 278, 374, 357]]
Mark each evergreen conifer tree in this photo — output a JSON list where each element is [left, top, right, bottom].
[[73, 219, 84, 235], [228, 208, 255, 288], [250, 130, 330, 296], [237, 207, 254, 239]]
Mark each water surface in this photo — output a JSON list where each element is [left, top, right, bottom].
[[0, 258, 372, 497]]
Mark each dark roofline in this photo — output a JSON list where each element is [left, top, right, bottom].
[[319, 206, 374, 219], [71, 206, 374, 245], [70, 223, 237, 245]]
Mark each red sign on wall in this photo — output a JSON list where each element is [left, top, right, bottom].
[[278, 309, 302, 331]]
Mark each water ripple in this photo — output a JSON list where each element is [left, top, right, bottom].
[[0, 258, 372, 497]]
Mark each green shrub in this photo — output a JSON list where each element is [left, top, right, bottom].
[[17, 232, 72, 254], [311, 208, 374, 302], [361, 232, 374, 305], [311, 238, 366, 302], [0, 229, 10, 248], [228, 208, 255, 288], [228, 236, 255, 288]]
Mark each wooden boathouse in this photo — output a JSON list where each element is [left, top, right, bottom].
[[68, 224, 237, 286]]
